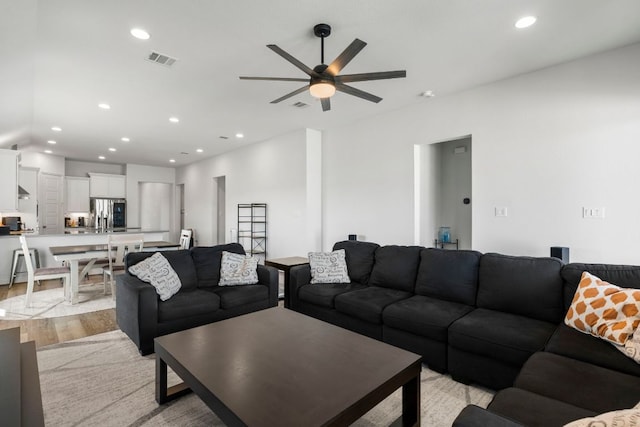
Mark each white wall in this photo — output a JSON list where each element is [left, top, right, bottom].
[[65, 160, 124, 177], [125, 164, 176, 233], [323, 42, 640, 264], [176, 129, 310, 258], [20, 151, 64, 175], [139, 182, 172, 231]]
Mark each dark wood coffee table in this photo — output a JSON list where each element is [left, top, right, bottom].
[[155, 308, 422, 426]]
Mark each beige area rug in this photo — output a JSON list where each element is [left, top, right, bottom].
[[0, 283, 114, 320], [37, 330, 494, 426]]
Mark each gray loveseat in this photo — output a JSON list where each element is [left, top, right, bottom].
[[116, 243, 278, 355]]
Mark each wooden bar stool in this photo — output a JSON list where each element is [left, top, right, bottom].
[[9, 247, 40, 288]]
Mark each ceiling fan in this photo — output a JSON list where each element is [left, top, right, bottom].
[[240, 24, 406, 112]]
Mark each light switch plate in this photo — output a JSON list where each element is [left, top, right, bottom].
[[582, 207, 605, 219], [495, 207, 508, 217]]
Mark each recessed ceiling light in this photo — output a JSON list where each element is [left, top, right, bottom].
[[98, 103, 111, 110], [196, 148, 203, 153], [130, 28, 150, 40], [121, 137, 130, 142], [109, 147, 116, 152], [47, 140, 56, 144], [169, 117, 180, 123], [44, 149, 52, 154], [98, 155, 105, 160], [235, 133, 244, 139], [169, 159, 176, 163], [419, 90, 435, 98], [51, 126, 62, 132], [515, 16, 537, 29]]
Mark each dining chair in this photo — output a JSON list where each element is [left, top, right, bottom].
[[20, 236, 71, 308], [102, 234, 144, 299], [179, 229, 192, 249]]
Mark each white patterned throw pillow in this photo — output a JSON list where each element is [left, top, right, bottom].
[[309, 249, 350, 284], [128, 252, 182, 301], [219, 251, 259, 286]]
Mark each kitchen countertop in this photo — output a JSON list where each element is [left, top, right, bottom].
[[0, 229, 168, 238]]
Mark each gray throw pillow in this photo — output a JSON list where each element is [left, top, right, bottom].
[[128, 252, 182, 301], [309, 249, 350, 284], [219, 251, 259, 286]]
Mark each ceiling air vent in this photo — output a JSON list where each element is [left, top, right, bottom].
[[292, 101, 309, 108], [146, 51, 177, 67]]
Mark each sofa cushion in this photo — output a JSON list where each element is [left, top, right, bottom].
[[488, 388, 596, 427], [212, 285, 268, 309], [218, 251, 259, 286], [190, 243, 246, 288], [126, 249, 198, 291], [157, 289, 220, 322], [565, 271, 640, 345], [565, 406, 640, 427], [562, 263, 640, 311], [545, 323, 640, 377], [415, 248, 481, 305], [127, 252, 182, 301], [453, 404, 525, 427], [477, 253, 564, 323], [297, 283, 367, 308], [368, 245, 422, 292], [448, 308, 557, 366], [309, 249, 350, 284], [515, 352, 640, 414], [383, 295, 474, 342], [335, 286, 412, 324], [332, 240, 380, 285]]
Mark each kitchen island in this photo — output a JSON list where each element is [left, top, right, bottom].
[[0, 229, 171, 286]]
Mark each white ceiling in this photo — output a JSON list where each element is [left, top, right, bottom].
[[2, 0, 640, 167]]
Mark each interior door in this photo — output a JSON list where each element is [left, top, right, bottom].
[[39, 173, 63, 235]]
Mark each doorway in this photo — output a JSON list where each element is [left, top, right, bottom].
[[38, 173, 63, 234], [416, 136, 472, 249], [213, 176, 226, 245]]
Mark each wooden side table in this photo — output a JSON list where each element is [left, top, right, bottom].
[[264, 256, 309, 308]]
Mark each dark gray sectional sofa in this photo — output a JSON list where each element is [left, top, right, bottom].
[[116, 243, 278, 355], [289, 240, 640, 426]]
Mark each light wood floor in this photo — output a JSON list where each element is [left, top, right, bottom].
[[0, 278, 117, 348]]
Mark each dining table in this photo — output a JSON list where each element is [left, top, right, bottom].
[[49, 240, 179, 304]]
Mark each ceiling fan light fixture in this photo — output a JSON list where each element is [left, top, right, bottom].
[[309, 81, 336, 99]]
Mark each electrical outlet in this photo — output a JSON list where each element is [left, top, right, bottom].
[[495, 207, 508, 217], [582, 207, 605, 219]]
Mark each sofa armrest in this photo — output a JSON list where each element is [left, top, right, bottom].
[[453, 405, 524, 427], [115, 274, 159, 355], [289, 264, 311, 310], [257, 264, 279, 307]]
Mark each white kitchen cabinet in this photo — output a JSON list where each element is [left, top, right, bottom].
[[65, 177, 90, 212], [0, 149, 19, 211], [89, 173, 126, 198]]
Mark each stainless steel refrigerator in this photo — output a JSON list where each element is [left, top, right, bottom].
[[90, 198, 126, 230]]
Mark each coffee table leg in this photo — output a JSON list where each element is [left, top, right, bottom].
[[156, 353, 192, 404], [401, 373, 420, 427], [156, 354, 168, 404]]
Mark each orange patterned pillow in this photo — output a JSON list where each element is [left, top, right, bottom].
[[565, 272, 640, 345]]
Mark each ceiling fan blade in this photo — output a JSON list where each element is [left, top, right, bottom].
[[321, 97, 331, 112], [336, 83, 382, 103], [270, 85, 309, 104], [240, 76, 309, 82], [326, 39, 367, 76], [336, 70, 406, 83], [267, 44, 320, 77]]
